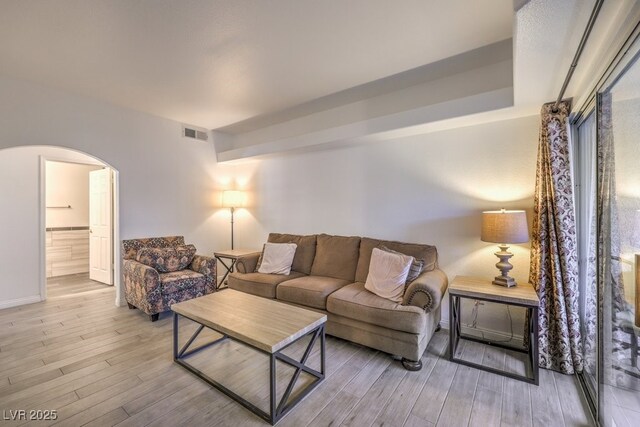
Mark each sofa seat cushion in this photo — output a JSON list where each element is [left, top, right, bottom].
[[327, 282, 426, 334], [159, 269, 205, 294], [277, 276, 350, 310], [228, 271, 305, 299]]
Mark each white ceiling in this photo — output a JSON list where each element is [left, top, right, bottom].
[[2, 0, 637, 148], [0, 0, 513, 129], [514, 0, 640, 114]]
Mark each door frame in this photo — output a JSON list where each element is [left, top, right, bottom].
[[40, 155, 122, 306]]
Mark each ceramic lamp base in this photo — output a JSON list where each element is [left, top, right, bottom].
[[493, 244, 517, 287], [492, 275, 517, 287]]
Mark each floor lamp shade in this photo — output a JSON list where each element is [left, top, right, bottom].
[[222, 190, 244, 208], [481, 210, 529, 287]]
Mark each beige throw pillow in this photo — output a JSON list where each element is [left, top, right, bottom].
[[379, 245, 425, 284], [257, 242, 297, 275], [364, 247, 415, 303]]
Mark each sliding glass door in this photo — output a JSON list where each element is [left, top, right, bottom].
[[573, 25, 640, 426], [575, 111, 598, 406], [597, 52, 640, 426]]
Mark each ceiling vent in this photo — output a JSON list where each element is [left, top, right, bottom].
[[182, 125, 209, 142]]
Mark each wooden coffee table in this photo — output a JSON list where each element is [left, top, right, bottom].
[[171, 290, 327, 425]]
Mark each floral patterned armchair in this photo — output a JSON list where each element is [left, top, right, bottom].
[[122, 236, 216, 321]]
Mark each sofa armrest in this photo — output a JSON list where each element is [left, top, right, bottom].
[[123, 259, 161, 293], [403, 268, 448, 313], [190, 254, 217, 293], [235, 253, 261, 274]]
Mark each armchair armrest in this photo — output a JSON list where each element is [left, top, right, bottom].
[[235, 253, 261, 274], [122, 259, 161, 315], [402, 268, 448, 313], [123, 259, 161, 293], [190, 254, 217, 293]]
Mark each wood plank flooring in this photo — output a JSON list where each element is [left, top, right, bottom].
[[0, 276, 595, 426]]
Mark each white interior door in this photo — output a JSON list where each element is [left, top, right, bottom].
[[89, 168, 113, 285]]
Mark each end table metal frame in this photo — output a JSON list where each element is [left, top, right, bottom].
[[213, 254, 237, 290], [173, 312, 326, 425], [449, 293, 539, 385]]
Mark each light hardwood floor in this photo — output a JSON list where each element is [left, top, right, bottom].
[[0, 277, 595, 426]]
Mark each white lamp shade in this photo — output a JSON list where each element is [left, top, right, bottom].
[[481, 210, 529, 244], [222, 190, 244, 208]]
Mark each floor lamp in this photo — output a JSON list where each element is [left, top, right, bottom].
[[222, 190, 244, 250]]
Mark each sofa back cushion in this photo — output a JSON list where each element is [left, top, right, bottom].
[[267, 233, 317, 274], [122, 236, 185, 260], [310, 234, 361, 281], [355, 237, 437, 283], [136, 244, 197, 272]]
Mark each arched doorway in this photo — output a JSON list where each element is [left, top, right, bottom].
[[0, 145, 121, 308]]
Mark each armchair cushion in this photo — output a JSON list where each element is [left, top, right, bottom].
[[136, 244, 196, 272], [122, 236, 185, 260], [160, 270, 205, 293]]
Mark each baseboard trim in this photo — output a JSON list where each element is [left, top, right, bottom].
[[0, 295, 43, 310], [439, 319, 524, 345]]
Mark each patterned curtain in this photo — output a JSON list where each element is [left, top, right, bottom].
[[529, 100, 583, 374]]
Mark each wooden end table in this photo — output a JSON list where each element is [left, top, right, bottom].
[[448, 275, 540, 385], [214, 249, 261, 290]]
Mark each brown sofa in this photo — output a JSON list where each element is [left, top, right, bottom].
[[228, 233, 448, 370]]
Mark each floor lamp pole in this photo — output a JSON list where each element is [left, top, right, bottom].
[[230, 206, 235, 250]]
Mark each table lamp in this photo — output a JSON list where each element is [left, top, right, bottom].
[[481, 209, 529, 287], [222, 190, 244, 250]]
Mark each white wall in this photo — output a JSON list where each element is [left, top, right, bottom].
[[0, 72, 540, 341], [232, 115, 539, 339], [46, 161, 102, 228], [0, 75, 230, 308]]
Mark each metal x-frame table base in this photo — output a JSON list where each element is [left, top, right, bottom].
[[449, 294, 540, 385], [173, 313, 326, 425], [214, 256, 237, 290]]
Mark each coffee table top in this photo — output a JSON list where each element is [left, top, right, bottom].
[[171, 289, 327, 353]]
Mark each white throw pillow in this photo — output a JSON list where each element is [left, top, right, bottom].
[[257, 242, 297, 275], [364, 247, 414, 303]]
